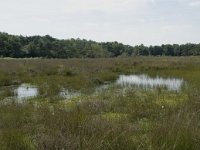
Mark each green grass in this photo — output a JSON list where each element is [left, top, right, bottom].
[[0, 57, 199, 149]]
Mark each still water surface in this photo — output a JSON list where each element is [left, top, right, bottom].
[[1, 74, 184, 102], [59, 89, 81, 99], [14, 85, 80, 100], [116, 74, 184, 91], [14, 84, 38, 100]]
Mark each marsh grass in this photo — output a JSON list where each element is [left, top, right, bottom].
[[0, 57, 199, 149], [0, 87, 15, 100]]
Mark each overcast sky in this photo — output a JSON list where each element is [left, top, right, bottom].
[[0, 0, 200, 45]]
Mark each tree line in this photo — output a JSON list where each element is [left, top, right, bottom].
[[0, 32, 199, 58]]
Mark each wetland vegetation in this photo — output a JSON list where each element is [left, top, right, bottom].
[[0, 57, 200, 149]]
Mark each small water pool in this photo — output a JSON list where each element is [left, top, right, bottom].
[[14, 84, 38, 100], [116, 74, 184, 91]]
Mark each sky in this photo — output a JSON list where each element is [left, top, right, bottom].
[[0, 0, 200, 46]]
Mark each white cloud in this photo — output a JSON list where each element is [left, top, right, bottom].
[[189, 0, 200, 7], [61, 0, 149, 16], [0, 0, 199, 45]]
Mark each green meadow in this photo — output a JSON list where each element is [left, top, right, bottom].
[[0, 57, 200, 150]]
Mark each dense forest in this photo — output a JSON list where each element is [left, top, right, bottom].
[[0, 32, 200, 58]]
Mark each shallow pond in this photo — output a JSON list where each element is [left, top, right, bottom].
[[0, 83, 82, 102], [0, 74, 184, 102], [59, 89, 81, 100], [116, 74, 184, 91], [14, 85, 81, 100], [14, 84, 38, 100]]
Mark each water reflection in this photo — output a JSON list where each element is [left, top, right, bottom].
[[95, 84, 110, 94], [14, 84, 38, 100], [59, 89, 80, 100], [116, 75, 184, 91]]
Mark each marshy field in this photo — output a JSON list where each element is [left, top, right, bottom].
[[0, 57, 200, 150]]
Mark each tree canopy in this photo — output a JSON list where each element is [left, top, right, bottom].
[[0, 32, 199, 58]]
